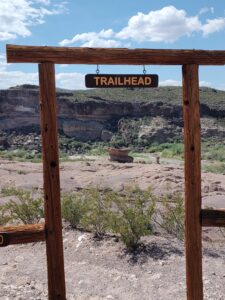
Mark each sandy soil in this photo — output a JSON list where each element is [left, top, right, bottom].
[[0, 157, 225, 299], [0, 157, 225, 208]]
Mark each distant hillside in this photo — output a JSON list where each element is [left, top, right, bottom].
[[1, 84, 225, 151], [7, 84, 225, 109]]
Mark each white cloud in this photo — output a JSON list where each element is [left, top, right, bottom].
[[199, 7, 214, 15], [0, 0, 66, 41], [199, 80, 212, 87], [59, 29, 122, 47], [0, 68, 85, 90], [116, 6, 225, 43], [116, 6, 201, 42], [0, 53, 8, 71], [59, 6, 225, 47], [202, 18, 225, 36], [159, 79, 181, 86], [56, 72, 85, 89], [0, 71, 38, 89]]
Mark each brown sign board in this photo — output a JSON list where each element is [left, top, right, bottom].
[[85, 74, 158, 88]]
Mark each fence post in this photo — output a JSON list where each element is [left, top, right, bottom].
[[182, 64, 203, 300], [39, 62, 66, 300]]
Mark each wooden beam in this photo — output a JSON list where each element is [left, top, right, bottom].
[[7, 44, 225, 65], [182, 64, 203, 300], [39, 62, 66, 300], [0, 224, 45, 247], [201, 209, 225, 227]]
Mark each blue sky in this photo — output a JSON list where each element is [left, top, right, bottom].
[[0, 0, 225, 90]]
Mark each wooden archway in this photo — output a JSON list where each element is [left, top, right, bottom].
[[1, 45, 225, 300]]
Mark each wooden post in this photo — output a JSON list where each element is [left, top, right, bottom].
[[182, 64, 203, 300], [38, 63, 66, 300]]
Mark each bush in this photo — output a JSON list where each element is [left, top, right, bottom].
[[61, 191, 87, 228], [203, 162, 225, 174], [80, 188, 112, 237], [0, 205, 11, 225], [161, 143, 184, 159], [2, 187, 44, 224], [109, 186, 156, 249], [156, 193, 184, 240]]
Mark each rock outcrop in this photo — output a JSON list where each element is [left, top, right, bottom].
[[1, 84, 225, 143]]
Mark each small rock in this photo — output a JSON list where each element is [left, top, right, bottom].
[[106, 295, 115, 299], [15, 256, 24, 263]]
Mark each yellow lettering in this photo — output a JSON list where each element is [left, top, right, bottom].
[[123, 77, 131, 85], [145, 77, 152, 85], [138, 77, 144, 85], [94, 76, 101, 86], [132, 77, 138, 85], [100, 77, 108, 86], [118, 77, 123, 85], [108, 77, 115, 85]]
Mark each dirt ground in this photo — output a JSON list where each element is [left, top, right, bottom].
[[0, 157, 225, 299], [0, 157, 225, 208]]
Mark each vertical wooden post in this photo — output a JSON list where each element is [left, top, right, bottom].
[[38, 63, 66, 300], [182, 64, 203, 300]]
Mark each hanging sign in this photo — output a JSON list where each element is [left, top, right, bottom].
[[85, 74, 158, 88]]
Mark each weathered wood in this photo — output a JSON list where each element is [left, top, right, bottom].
[[7, 44, 225, 65], [0, 223, 45, 247], [182, 64, 203, 300], [201, 209, 225, 227], [38, 63, 66, 300]]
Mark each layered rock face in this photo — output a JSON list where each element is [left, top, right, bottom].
[[1, 84, 225, 143]]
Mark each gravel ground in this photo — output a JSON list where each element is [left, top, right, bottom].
[[1, 158, 225, 299], [1, 229, 225, 300]]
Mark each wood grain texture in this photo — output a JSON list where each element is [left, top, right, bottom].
[[0, 223, 45, 247], [39, 63, 66, 300], [201, 209, 225, 227], [7, 44, 225, 65], [182, 64, 203, 300]]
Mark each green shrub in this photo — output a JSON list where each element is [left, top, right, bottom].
[[0, 205, 11, 225], [61, 192, 87, 228], [80, 188, 112, 237], [161, 143, 184, 159], [157, 193, 184, 240], [2, 187, 44, 224], [203, 162, 225, 174], [109, 186, 156, 249]]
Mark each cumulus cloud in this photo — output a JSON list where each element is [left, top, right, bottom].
[[116, 6, 225, 42], [56, 72, 85, 89], [59, 29, 122, 47], [0, 71, 38, 89], [0, 0, 66, 41], [202, 18, 225, 36], [0, 66, 86, 90], [59, 6, 225, 47]]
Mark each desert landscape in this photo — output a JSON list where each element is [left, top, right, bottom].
[[0, 155, 225, 300], [1, 85, 225, 299]]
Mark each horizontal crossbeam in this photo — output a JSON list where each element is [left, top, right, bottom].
[[0, 223, 46, 247], [201, 209, 225, 227], [6, 44, 225, 65]]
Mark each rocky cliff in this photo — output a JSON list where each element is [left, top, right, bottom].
[[1, 84, 225, 144]]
